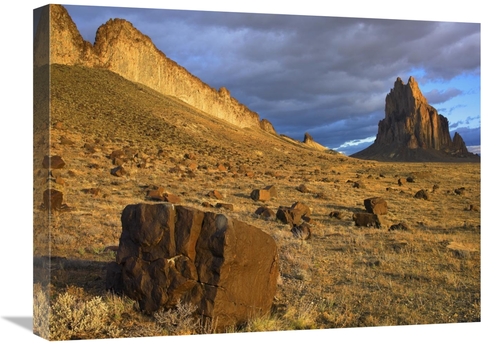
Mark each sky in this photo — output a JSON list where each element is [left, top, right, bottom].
[[60, 3, 481, 156]]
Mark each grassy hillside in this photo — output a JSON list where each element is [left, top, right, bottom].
[[33, 64, 480, 340]]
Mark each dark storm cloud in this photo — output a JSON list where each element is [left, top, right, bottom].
[[65, 5, 480, 153]]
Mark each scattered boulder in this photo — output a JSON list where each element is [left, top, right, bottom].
[[43, 189, 63, 211], [263, 185, 278, 198], [389, 222, 411, 231], [250, 189, 271, 202], [59, 137, 75, 146], [329, 210, 349, 220], [406, 176, 415, 183], [454, 187, 466, 195], [82, 188, 101, 197], [363, 197, 388, 215], [276, 202, 311, 226], [111, 166, 127, 177], [414, 189, 430, 200], [206, 190, 224, 200], [147, 187, 182, 204], [353, 181, 366, 189], [255, 206, 276, 219], [83, 143, 97, 153], [353, 213, 381, 228], [42, 155, 65, 169], [467, 204, 480, 212], [397, 178, 405, 186], [164, 193, 182, 204], [107, 203, 279, 331], [291, 201, 311, 218], [296, 184, 311, 193], [216, 203, 234, 211], [291, 223, 312, 240], [147, 187, 167, 201], [184, 153, 196, 160]]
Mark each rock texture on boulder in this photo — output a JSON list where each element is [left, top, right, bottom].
[[106, 203, 279, 330], [351, 77, 479, 162]]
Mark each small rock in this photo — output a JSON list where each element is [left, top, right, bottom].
[[207, 190, 224, 200], [164, 193, 182, 204], [255, 206, 276, 219], [467, 204, 480, 212], [296, 184, 311, 193], [291, 223, 311, 240], [353, 213, 381, 228], [216, 203, 234, 211], [389, 222, 410, 231], [43, 189, 62, 211], [250, 189, 271, 202], [353, 181, 366, 189], [263, 185, 278, 198], [414, 190, 429, 200], [364, 197, 388, 215], [111, 166, 127, 177], [42, 155, 65, 169]]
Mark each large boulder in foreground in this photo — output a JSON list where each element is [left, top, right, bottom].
[[107, 203, 279, 331]]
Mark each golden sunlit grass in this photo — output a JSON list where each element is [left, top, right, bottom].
[[33, 64, 480, 339]]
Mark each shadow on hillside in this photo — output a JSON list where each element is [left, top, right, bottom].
[[33, 256, 110, 296]]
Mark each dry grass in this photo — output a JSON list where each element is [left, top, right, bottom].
[[33, 64, 481, 339]]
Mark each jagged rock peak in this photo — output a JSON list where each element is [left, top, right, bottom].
[[303, 132, 314, 143], [350, 76, 479, 162], [302, 132, 328, 151]]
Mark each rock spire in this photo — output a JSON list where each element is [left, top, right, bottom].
[[351, 76, 479, 162]]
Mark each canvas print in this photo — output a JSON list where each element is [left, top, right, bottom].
[[33, 3, 480, 341]]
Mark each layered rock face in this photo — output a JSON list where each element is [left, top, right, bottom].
[[351, 77, 478, 162], [106, 203, 279, 330], [34, 4, 276, 133]]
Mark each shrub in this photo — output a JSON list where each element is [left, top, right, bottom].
[[153, 302, 200, 335], [48, 290, 122, 340]]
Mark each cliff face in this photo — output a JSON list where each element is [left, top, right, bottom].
[[34, 4, 275, 133], [351, 77, 478, 162], [377, 76, 453, 150]]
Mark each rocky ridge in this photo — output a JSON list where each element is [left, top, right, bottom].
[[34, 4, 275, 133], [351, 77, 479, 162]]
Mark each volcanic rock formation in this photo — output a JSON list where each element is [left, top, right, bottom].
[[351, 77, 479, 162], [303, 132, 328, 151], [33, 4, 276, 134]]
